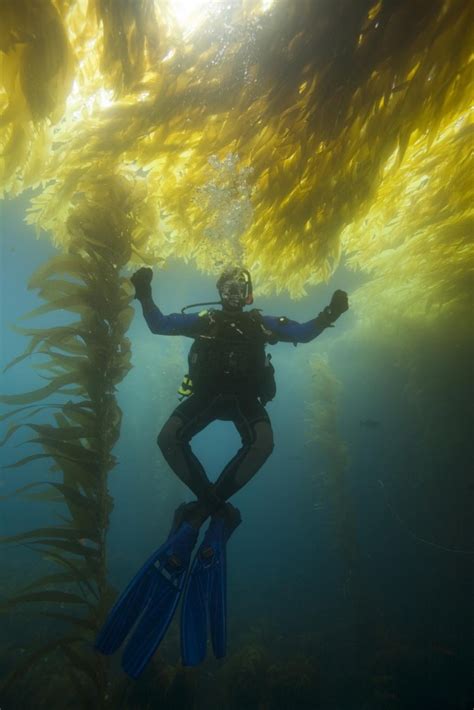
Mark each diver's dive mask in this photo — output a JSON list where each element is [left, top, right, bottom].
[[216, 268, 253, 309], [180, 267, 253, 314]]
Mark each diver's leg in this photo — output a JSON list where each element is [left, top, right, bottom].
[[157, 394, 224, 521], [213, 398, 274, 501], [179, 398, 272, 664]]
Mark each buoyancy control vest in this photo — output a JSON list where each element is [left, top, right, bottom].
[[181, 309, 277, 402]]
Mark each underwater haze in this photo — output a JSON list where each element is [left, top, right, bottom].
[[1, 1, 473, 709], [1, 199, 473, 709]]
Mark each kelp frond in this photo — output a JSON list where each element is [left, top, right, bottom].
[[0, 179, 138, 705], [0, 0, 472, 315]]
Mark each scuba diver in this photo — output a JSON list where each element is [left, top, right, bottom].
[[96, 266, 348, 677]]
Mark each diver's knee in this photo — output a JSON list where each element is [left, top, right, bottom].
[[157, 416, 184, 452], [253, 421, 274, 459]]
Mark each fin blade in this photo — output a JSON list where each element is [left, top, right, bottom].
[[209, 547, 227, 659], [121, 579, 181, 678], [121, 523, 197, 678], [95, 558, 159, 655], [181, 555, 210, 666]]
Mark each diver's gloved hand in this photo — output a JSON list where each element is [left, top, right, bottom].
[[316, 289, 349, 327], [327, 289, 349, 321], [131, 267, 153, 301]]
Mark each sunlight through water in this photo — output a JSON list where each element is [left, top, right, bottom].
[[168, 0, 215, 36]]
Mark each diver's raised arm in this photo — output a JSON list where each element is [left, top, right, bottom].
[[262, 289, 349, 344], [130, 267, 201, 336]]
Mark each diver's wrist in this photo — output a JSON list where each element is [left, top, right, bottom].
[[139, 295, 156, 314], [314, 308, 335, 329]]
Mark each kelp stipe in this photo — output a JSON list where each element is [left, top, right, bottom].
[[0, 183, 137, 707], [305, 356, 372, 647]]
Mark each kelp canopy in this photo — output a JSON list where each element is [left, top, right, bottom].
[[1, 0, 472, 315]]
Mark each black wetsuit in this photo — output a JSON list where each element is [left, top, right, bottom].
[[140, 300, 327, 515]]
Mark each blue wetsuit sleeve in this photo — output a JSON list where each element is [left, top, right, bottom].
[[261, 314, 327, 344], [143, 303, 202, 336]]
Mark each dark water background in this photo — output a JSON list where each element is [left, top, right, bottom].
[[1, 198, 472, 709]]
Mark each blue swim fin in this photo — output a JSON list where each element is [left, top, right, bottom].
[[181, 503, 241, 666], [95, 505, 198, 678]]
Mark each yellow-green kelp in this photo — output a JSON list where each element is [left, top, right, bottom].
[[1, 0, 472, 307], [0, 179, 138, 707]]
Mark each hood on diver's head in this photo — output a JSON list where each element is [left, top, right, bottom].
[[216, 266, 253, 310]]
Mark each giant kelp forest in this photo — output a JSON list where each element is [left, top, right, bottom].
[[0, 1, 473, 708]]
